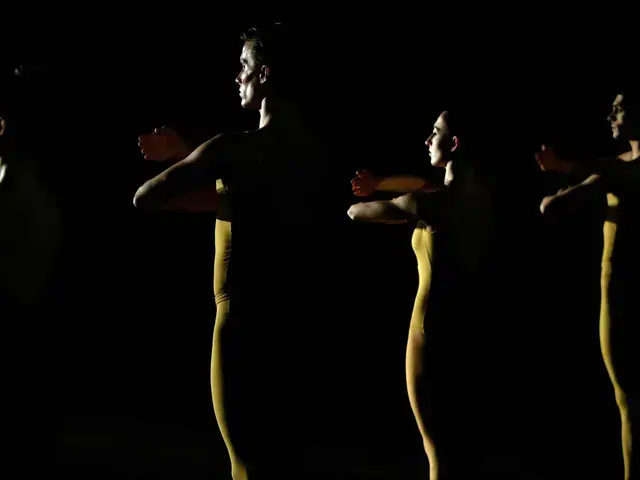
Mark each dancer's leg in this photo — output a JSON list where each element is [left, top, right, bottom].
[[600, 293, 633, 480], [210, 220, 249, 479], [600, 222, 633, 480], [211, 298, 248, 480], [406, 323, 439, 479]]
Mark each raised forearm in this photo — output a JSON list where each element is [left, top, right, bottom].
[[377, 175, 430, 193], [347, 201, 409, 223]]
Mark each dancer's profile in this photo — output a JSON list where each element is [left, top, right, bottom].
[[537, 87, 640, 480], [134, 23, 333, 479], [348, 106, 502, 479]]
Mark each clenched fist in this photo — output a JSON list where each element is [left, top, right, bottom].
[[351, 169, 380, 197], [138, 126, 191, 162], [535, 145, 573, 174]]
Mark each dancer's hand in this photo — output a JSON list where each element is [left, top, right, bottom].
[[138, 126, 191, 162], [535, 145, 573, 174], [351, 170, 380, 196]]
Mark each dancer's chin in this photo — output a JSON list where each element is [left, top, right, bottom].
[[239, 98, 259, 110]]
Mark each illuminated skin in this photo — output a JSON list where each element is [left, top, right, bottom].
[[537, 93, 640, 480], [350, 169, 432, 197], [134, 32, 328, 479], [609, 94, 632, 141], [0, 118, 6, 185]]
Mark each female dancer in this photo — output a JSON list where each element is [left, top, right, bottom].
[[134, 24, 333, 479], [348, 107, 503, 479], [537, 87, 640, 480]]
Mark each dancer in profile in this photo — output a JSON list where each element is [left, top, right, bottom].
[[537, 87, 640, 480], [348, 105, 508, 479], [134, 23, 334, 479]]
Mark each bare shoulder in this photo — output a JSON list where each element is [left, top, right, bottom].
[[194, 130, 267, 162], [206, 130, 255, 149]]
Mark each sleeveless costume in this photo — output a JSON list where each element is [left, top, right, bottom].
[[209, 131, 334, 478]]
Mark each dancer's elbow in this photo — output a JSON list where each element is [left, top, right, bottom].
[[133, 184, 155, 210], [347, 204, 362, 220]]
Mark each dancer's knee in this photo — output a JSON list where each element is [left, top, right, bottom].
[[615, 386, 630, 413]]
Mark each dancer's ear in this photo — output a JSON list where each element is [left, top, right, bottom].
[[259, 65, 270, 84], [451, 135, 460, 152]]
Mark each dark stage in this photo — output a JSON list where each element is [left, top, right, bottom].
[[1, 15, 634, 479]]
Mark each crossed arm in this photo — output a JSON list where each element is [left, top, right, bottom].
[[133, 134, 232, 212], [539, 146, 640, 202], [540, 174, 603, 215], [348, 190, 445, 226], [540, 156, 640, 215], [579, 156, 640, 198]]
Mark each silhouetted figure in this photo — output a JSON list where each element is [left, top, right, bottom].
[[537, 87, 640, 480], [1, 70, 63, 473]]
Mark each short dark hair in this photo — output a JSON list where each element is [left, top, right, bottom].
[[435, 88, 532, 180], [436, 93, 487, 160], [241, 22, 295, 99], [618, 84, 640, 121], [241, 22, 285, 65]]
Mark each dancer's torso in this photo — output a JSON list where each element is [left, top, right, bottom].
[[602, 186, 640, 331], [410, 221, 435, 332], [211, 127, 334, 325]]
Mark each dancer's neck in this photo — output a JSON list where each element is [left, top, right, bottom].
[[444, 161, 454, 186], [630, 140, 639, 160], [258, 97, 302, 131], [618, 140, 639, 161]]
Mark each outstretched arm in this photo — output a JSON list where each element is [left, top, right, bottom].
[[133, 134, 231, 211]]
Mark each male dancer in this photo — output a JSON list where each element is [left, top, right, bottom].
[[134, 24, 335, 479]]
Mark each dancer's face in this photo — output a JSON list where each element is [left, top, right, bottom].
[[607, 93, 639, 140], [426, 112, 458, 167], [608, 94, 628, 140], [236, 42, 267, 110]]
